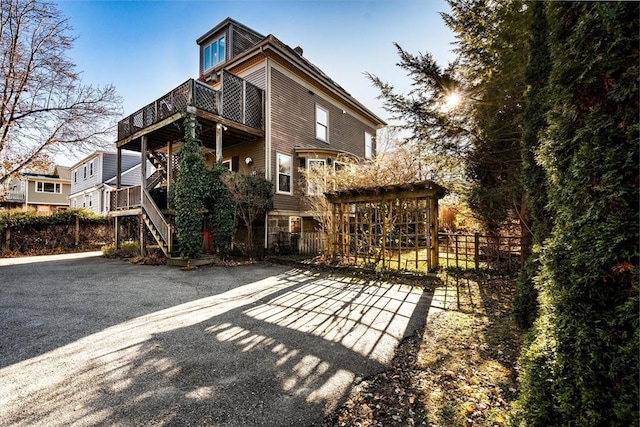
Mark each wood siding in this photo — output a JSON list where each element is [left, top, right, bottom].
[[207, 139, 266, 177], [243, 67, 266, 90], [269, 66, 377, 213], [232, 26, 262, 58], [27, 180, 70, 205]]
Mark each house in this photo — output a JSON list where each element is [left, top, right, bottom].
[[1, 166, 71, 214], [109, 17, 386, 256], [69, 150, 154, 215]]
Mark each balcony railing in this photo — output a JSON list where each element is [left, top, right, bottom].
[[5, 191, 25, 202], [110, 186, 142, 211], [117, 71, 264, 141]]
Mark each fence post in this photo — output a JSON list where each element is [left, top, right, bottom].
[[474, 232, 480, 270], [75, 214, 80, 247], [5, 227, 10, 252], [455, 234, 459, 268]]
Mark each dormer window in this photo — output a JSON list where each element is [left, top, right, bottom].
[[204, 36, 226, 70]]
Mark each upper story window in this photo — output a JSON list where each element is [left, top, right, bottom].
[[365, 132, 373, 159], [73, 171, 77, 183], [315, 105, 329, 142], [204, 36, 226, 71], [89, 161, 94, 177], [277, 153, 292, 194], [36, 181, 61, 194]]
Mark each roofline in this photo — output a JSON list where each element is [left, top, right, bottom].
[[223, 35, 387, 128], [69, 149, 139, 170], [196, 17, 264, 45]]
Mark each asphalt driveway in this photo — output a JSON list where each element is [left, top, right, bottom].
[[0, 253, 432, 426]]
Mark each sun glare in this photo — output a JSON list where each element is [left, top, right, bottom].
[[442, 91, 462, 112]]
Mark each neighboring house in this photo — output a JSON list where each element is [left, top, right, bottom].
[[109, 18, 386, 256], [1, 166, 71, 214], [69, 150, 153, 215]]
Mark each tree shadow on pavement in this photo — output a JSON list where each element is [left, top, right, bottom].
[[1, 268, 433, 427]]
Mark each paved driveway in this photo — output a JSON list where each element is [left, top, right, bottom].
[[0, 253, 432, 426]]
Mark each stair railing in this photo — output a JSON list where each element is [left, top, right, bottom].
[[142, 188, 172, 254]]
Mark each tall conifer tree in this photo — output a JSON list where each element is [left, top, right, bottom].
[[514, 3, 639, 425]]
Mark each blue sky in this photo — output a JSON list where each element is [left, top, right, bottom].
[[56, 0, 456, 164]]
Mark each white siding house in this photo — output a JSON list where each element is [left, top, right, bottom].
[[69, 151, 152, 215]]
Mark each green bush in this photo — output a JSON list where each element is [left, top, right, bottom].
[[0, 208, 106, 233], [101, 240, 139, 258]]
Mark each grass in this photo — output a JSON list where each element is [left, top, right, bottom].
[[323, 269, 522, 426]]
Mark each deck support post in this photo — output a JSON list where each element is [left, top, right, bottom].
[[216, 123, 223, 162], [141, 135, 147, 191], [115, 147, 122, 249]]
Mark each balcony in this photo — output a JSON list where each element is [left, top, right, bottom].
[[117, 70, 264, 150], [5, 191, 25, 202]]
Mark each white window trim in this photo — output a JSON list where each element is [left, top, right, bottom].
[[222, 159, 231, 170], [276, 152, 292, 195], [365, 132, 373, 159], [306, 158, 326, 196], [315, 104, 329, 143], [35, 181, 62, 194], [203, 35, 226, 71]]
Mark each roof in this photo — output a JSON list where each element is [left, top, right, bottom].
[[325, 180, 447, 202], [69, 150, 140, 170], [199, 18, 386, 128], [22, 165, 71, 182], [196, 17, 264, 45]]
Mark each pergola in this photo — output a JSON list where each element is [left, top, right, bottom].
[[325, 180, 447, 272]]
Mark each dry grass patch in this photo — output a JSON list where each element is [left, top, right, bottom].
[[323, 269, 522, 427]]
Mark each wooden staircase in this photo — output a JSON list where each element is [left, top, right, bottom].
[[141, 188, 172, 256]]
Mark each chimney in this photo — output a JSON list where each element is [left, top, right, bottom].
[[293, 46, 303, 56]]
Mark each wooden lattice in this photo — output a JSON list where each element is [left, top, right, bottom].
[[326, 181, 446, 273], [222, 71, 244, 123]]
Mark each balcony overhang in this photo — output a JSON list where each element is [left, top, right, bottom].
[[116, 72, 264, 153]]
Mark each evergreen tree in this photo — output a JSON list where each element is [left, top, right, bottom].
[[514, 1, 552, 329], [513, 3, 639, 425]]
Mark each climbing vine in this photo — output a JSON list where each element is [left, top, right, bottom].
[[173, 113, 207, 259]]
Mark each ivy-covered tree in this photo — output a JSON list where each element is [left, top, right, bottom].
[[513, 3, 639, 425], [173, 114, 207, 259], [223, 173, 273, 259], [204, 162, 235, 260]]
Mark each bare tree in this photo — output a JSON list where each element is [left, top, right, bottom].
[[0, 0, 122, 191]]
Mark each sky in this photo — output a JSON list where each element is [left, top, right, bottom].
[[55, 0, 456, 165]]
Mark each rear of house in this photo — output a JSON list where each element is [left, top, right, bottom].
[[109, 17, 385, 257]]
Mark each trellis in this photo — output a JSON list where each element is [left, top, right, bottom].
[[325, 181, 446, 272]]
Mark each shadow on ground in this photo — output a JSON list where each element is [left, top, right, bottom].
[[1, 260, 433, 427]]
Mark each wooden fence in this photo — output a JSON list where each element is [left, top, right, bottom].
[[0, 216, 137, 255], [438, 232, 523, 272]]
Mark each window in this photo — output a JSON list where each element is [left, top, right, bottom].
[[365, 132, 373, 159], [290, 216, 301, 234], [204, 36, 226, 70], [36, 181, 61, 193], [277, 153, 292, 194], [72, 199, 77, 208], [73, 171, 77, 183], [222, 160, 231, 170], [89, 161, 94, 177], [315, 105, 328, 142], [83, 166, 87, 179], [306, 158, 326, 195]]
